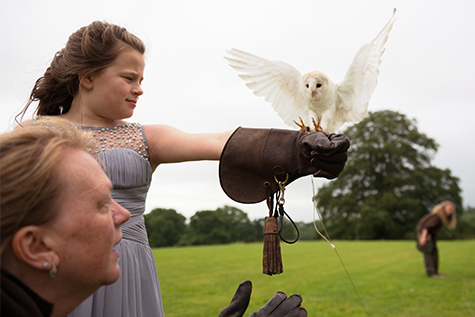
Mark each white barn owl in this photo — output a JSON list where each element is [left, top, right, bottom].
[[225, 9, 396, 133]]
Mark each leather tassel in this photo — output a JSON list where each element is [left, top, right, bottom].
[[263, 216, 283, 275]]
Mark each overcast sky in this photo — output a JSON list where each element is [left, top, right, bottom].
[[1, 0, 474, 222]]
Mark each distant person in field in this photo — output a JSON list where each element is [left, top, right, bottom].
[[416, 201, 457, 278]]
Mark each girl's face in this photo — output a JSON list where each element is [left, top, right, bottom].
[[45, 148, 130, 289], [86, 48, 145, 122]]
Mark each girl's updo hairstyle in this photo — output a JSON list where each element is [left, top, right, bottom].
[[17, 21, 145, 120]]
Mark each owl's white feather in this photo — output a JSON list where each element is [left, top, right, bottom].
[[225, 9, 396, 133]]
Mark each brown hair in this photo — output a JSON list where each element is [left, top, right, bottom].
[[16, 21, 145, 121], [0, 118, 94, 254]]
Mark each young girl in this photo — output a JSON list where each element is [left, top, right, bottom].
[[16, 21, 349, 316]]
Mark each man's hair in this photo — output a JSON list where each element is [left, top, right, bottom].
[[0, 118, 94, 254]]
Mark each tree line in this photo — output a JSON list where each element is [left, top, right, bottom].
[[145, 111, 475, 248], [144, 205, 475, 248], [144, 205, 320, 247]]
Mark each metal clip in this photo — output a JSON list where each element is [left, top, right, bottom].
[[274, 173, 289, 205]]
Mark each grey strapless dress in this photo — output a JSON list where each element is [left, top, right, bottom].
[[68, 124, 164, 317]]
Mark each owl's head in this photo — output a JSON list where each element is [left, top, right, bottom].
[[302, 71, 329, 101]]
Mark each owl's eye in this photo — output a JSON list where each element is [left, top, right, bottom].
[[316, 83, 322, 88], [306, 84, 309, 88]]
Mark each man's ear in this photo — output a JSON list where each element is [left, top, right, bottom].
[[11, 226, 58, 271], [78, 73, 94, 90]]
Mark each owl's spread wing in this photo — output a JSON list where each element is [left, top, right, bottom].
[[336, 8, 396, 124], [225, 48, 308, 128]]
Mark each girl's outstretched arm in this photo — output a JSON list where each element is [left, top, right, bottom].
[[143, 124, 233, 171]]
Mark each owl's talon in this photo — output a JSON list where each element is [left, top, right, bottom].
[[312, 118, 323, 132], [294, 117, 311, 132]]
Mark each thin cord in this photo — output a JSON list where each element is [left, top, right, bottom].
[[462, 295, 475, 317], [461, 282, 475, 317], [311, 177, 369, 317]]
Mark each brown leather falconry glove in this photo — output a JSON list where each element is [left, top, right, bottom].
[[219, 127, 350, 203]]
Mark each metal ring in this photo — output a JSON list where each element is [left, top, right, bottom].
[[273, 173, 289, 185]]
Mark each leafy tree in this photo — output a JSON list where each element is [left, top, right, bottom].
[[315, 110, 462, 239], [279, 219, 311, 242], [450, 205, 475, 239], [179, 205, 262, 245], [144, 208, 187, 247]]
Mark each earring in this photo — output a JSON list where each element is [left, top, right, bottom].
[[43, 261, 49, 268], [50, 263, 57, 281]]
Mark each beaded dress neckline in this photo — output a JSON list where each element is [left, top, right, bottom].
[[79, 123, 150, 161], [32, 118, 150, 161]]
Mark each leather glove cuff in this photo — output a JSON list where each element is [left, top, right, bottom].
[[219, 127, 349, 203]]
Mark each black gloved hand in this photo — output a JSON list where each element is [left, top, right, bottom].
[[249, 292, 307, 317], [219, 281, 307, 317], [219, 281, 252, 317]]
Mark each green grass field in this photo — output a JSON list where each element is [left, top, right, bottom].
[[153, 240, 475, 316]]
